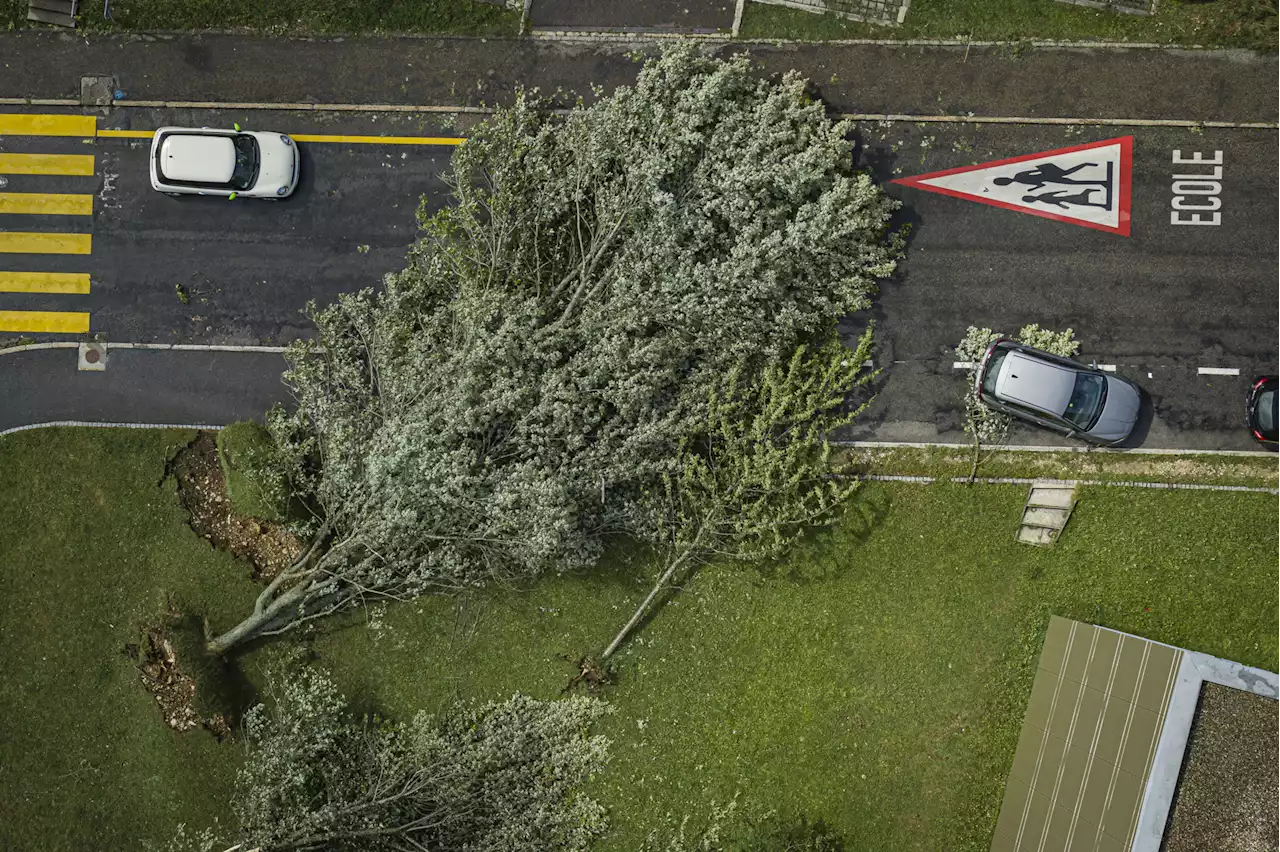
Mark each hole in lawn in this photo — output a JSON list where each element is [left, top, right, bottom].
[[163, 431, 305, 583], [131, 601, 256, 741]]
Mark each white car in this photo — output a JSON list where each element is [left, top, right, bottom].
[[150, 127, 299, 199]]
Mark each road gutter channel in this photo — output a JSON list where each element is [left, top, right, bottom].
[[0, 341, 289, 355]]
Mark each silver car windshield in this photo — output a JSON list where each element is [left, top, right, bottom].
[[1063, 372, 1106, 429]]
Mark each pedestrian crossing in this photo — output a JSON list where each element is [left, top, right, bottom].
[[0, 112, 95, 334]]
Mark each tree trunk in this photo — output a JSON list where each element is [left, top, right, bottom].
[[967, 430, 981, 485], [600, 548, 694, 661], [206, 525, 335, 655], [206, 573, 316, 654]]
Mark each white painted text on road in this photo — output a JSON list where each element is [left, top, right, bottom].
[[1170, 150, 1223, 226]]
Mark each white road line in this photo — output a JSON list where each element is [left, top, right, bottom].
[[953, 361, 975, 370], [0, 420, 224, 437], [110, 342, 289, 353], [0, 341, 288, 357], [1197, 366, 1240, 376], [1099, 364, 1117, 372]]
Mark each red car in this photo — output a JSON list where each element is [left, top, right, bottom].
[[1246, 376, 1277, 445]]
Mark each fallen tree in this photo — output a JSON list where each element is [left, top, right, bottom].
[[156, 664, 611, 852], [204, 43, 901, 655]]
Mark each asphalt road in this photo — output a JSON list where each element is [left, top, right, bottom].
[[0, 346, 289, 434], [1, 32, 1276, 125], [0, 109, 453, 344], [1, 109, 1276, 449], [849, 122, 1279, 449]]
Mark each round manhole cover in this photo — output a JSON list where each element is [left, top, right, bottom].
[[84, 348, 101, 364]]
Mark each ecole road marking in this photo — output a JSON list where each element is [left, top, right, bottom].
[[893, 136, 1133, 236], [0, 192, 93, 216], [0, 153, 96, 176], [0, 271, 91, 294], [0, 232, 92, 254], [0, 310, 89, 334]]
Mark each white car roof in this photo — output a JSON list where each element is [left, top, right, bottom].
[[995, 351, 1075, 416], [159, 134, 236, 183]]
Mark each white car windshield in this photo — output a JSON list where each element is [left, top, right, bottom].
[[230, 135, 260, 190]]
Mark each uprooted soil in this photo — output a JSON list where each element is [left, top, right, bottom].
[[124, 604, 233, 740], [168, 431, 305, 583]]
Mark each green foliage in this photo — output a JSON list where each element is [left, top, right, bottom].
[[642, 796, 848, 851], [652, 331, 875, 564], [213, 43, 900, 651], [215, 421, 291, 523], [181, 662, 612, 851], [2, 0, 518, 36], [641, 797, 741, 851], [738, 0, 1277, 51]]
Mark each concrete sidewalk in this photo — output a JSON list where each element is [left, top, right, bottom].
[[0, 32, 1275, 123], [0, 346, 290, 433]]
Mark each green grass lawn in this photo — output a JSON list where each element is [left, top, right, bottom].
[[740, 0, 1278, 51], [3, 0, 519, 37], [1, 427, 1275, 850]]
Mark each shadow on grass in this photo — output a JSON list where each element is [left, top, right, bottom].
[[756, 484, 893, 585], [595, 486, 895, 669], [168, 613, 262, 728]]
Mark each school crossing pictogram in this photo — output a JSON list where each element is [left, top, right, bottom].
[[892, 137, 1133, 236]]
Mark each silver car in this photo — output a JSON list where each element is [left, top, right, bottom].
[[974, 339, 1142, 445]]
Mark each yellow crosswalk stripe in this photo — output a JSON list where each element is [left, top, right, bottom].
[[0, 192, 93, 215], [0, 310, 90, 334], [0, 114, 97, 137], [0, 232, 92, 254], [0, 271, 91, 294], [96, 129, 153, 139], [0, 153, 96, 176]]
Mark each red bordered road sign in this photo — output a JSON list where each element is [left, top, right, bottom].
[[892, 136, 1134, 236]]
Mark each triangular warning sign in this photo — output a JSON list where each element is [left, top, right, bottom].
[[892, 136, 1133, 236]]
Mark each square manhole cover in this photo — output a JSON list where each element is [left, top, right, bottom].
[[80, 75, 117, 107]]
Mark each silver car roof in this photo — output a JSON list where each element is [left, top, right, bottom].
[[995, 351, 1074, 416]]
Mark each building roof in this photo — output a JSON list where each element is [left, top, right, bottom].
[[990, 616, 1181, 852]]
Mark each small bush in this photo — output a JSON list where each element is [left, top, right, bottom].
[[216, 421, 290, 522]]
